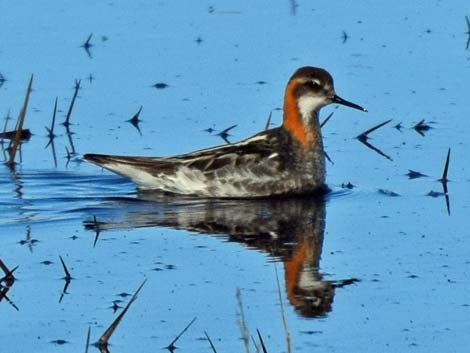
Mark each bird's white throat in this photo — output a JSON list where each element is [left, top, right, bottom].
[[297, 96, 325, 124]]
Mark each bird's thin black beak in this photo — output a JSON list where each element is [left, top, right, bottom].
[[333, 95, 367, 112]]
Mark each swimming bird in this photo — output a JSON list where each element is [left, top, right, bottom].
[[83, 67, 366, 198]]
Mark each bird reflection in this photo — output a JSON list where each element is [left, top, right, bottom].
[[84, 194, 357, 318]]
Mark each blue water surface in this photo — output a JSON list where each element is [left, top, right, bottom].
[[1, 1, 470, 352]]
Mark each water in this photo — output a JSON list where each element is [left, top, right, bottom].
[[1, 1, 470, 352]]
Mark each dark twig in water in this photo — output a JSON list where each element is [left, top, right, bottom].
[[152, 82, 169, 90], [250, 335, 260, 352], [0, 72, 6, 88], [439, 148, 451, 183], [413, 119, 432, 136], [0, 265, 18, 284], [320, 111, 335, 128], [2, 110, 11, 135], [50, 138, 58, 167], [426, 149, 451, 215], [342, 182, 355, 189], [217, 124, 237, 144], [439, 148, 451, 215], [427, 190, 444, 197], [357, 138, 392, 161], [127, 106, 143, 136], [166, 316, 197, 352], [8, 75, 33, 168], [59, 255, 72, 281], [110, 300, 122, 313], [59, 255, 72, 303], [324, 150, 334, 165], [357, 119, 392, 141], [1, 110, 10, 150], [257, 329, 268, 353], [356, 120, 392, 161], [341, 31, 349, 44], [204, 126, 216, 134], [93, 216, 101, 248], [406, 170, 427, 179], [18, 226, 36, 253], [0, 260, 18, 310], [81, 33, 93, 58], [45, 97, 59, 167], [236, 288, 250, 353], [264, 111, 272, 131], [46, 97, 58, 147], [0, 259, 12, 277], [65, 147, 72, 167], [443, 191, 451, 216], [275, 265, 291, 353], [85, 327, 91, 353], [427, 189, 451, 215], [59, 278, 71, 303], [0, 259, 18, 284], [65, 126, 77, 156], [83, 215, 106, 235], [97, 279, 147, 349], [0, 289, 19, 311], [204, 331, 218, 353], [63, 80, 81, 127]]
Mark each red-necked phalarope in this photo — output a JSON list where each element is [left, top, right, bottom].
[[84, 67, 366, 198]]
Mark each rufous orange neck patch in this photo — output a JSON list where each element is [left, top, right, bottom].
[[282, 80, 314, 147], [284, 240, 308, 307]]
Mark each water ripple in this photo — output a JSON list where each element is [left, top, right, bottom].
[[0, 169, 135, 226]]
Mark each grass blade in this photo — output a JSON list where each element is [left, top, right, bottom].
[[166, 316, 197, 351], [8, 75, 33, 167], [98, 279, 147, 348]]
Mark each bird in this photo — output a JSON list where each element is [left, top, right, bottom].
[[83, 67, 366, 198]]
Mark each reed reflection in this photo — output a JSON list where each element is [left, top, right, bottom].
[[0, 259, 19, 311], [84, 194, 358, 318]]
